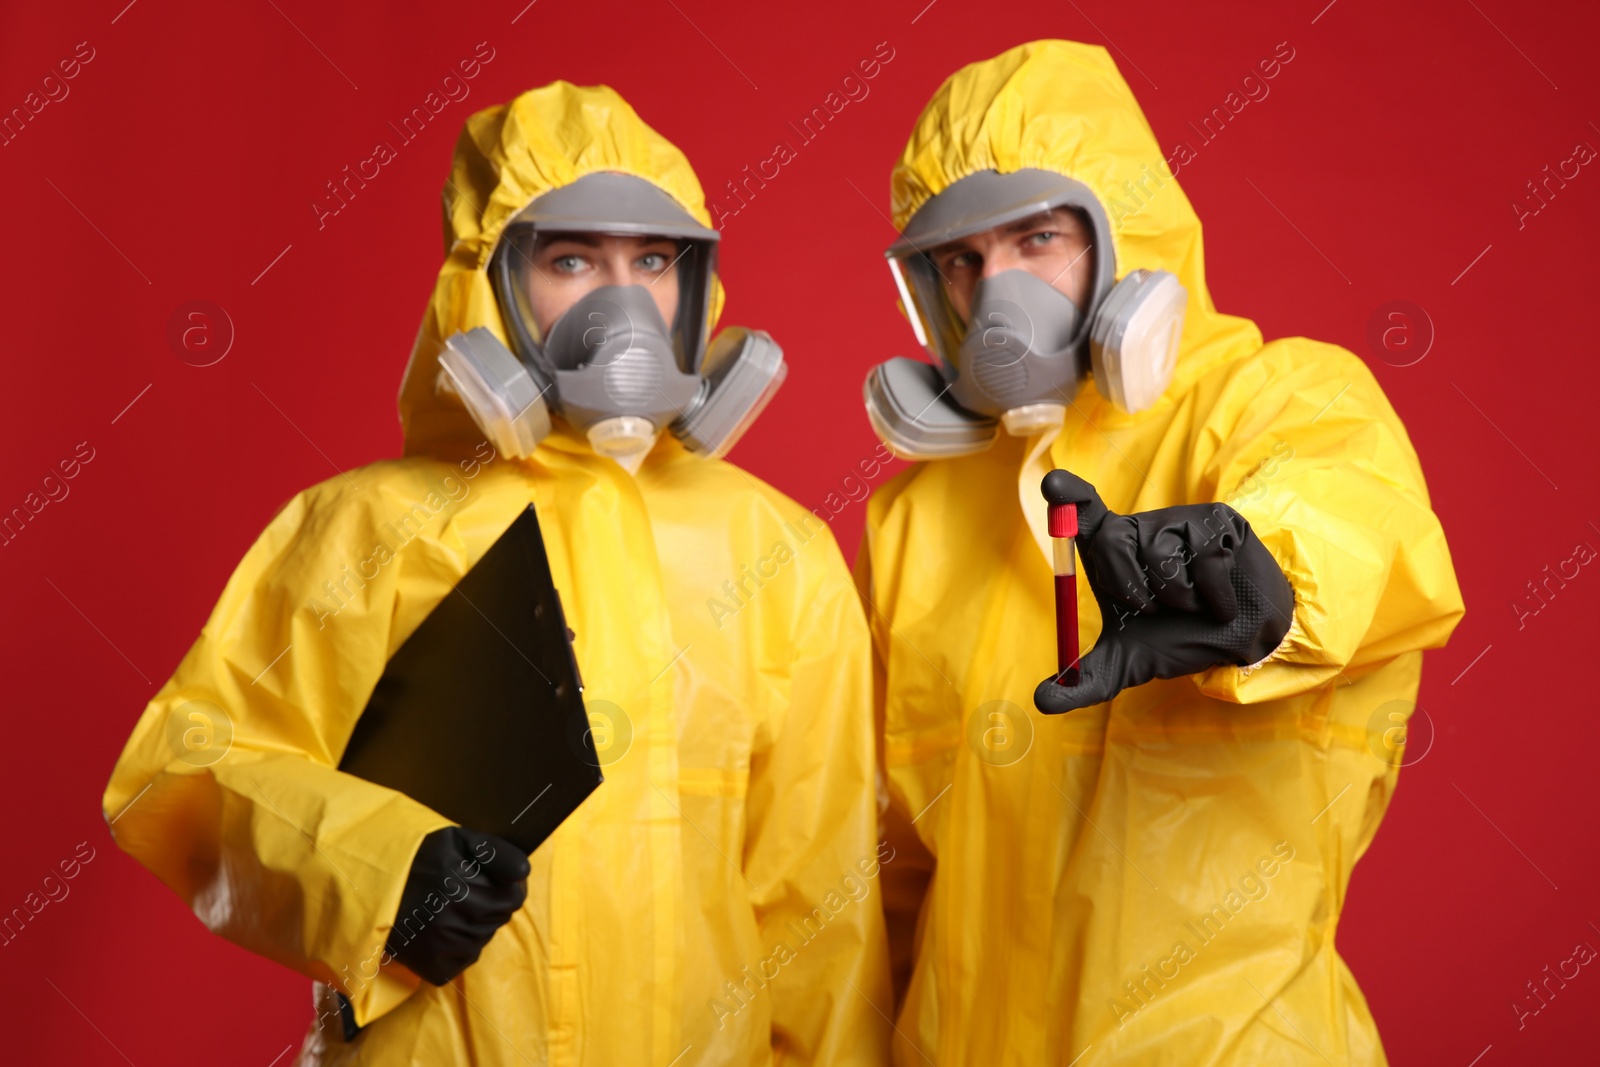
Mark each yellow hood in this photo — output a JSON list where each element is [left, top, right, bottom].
[[396, 81, 725, 459], [891, 39, 1259, 402]]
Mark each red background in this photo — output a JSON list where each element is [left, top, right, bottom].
[[2, 0, 1596, 1062]]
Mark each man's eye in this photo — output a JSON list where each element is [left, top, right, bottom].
[[949, 252, 979, 270], [1026, 231, 1058, 246]]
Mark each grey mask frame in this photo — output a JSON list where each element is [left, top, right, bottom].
[[442, 171, 788, 462], [865, 168, 1187, 460]]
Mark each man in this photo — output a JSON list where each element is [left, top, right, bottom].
[[857, 41, 1464, 1064], [102, 81, 891, 1065]]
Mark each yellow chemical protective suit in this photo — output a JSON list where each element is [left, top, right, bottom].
[[857, 41, 1465, 1065], [103, 82, 891, 1066]]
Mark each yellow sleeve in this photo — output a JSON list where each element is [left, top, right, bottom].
[[100, 474, 454, 1027], [744, 528, 893, 1066], [851, 532, 935, 1010], [1188, 339, 1466, 702]]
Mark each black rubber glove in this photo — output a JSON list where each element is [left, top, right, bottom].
[[385, 826, 530, 986], [1034, 469, 1295, 715]]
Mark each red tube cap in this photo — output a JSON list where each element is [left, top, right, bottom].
[[1048, 502, 1078, 538]]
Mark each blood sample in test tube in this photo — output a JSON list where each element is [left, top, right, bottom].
[[1049, 501, 1080, 687]]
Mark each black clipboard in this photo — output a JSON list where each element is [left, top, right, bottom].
[[338, 504, 602, 854]]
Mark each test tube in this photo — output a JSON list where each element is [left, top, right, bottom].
[[1049, 501, 1080, 686]]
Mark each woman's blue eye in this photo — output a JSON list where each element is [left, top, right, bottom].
[[554, 255, 584, 272], [639, 253, 667, 271]]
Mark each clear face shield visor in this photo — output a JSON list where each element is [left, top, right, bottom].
[[488, 173, 721, 378], [885, 170, 1118, 380]]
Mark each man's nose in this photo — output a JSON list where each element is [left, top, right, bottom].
[[981, 247, 1020, 279]]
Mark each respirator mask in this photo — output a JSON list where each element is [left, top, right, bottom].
[[864, 168, 1188, 460], [436, 172, 787, 471]]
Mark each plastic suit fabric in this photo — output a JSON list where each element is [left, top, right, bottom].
[[856, 41, 1465, 1065], [102, 81, 891, 1066]]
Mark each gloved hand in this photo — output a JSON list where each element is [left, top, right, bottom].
[[385, 826, 530, 986], [1034, 469, 1295, 715]]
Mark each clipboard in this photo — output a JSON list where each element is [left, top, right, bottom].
[[338, 504, 602, 854]]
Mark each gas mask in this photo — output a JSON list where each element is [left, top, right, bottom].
[[436, 172, 787, 471], [864, 168, 1187, 460]]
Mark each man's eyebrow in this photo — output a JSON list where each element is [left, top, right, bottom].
[[929, 209, 1078, 256], [929, 236, 976, 258], [1001, 209, 1070, 235]]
